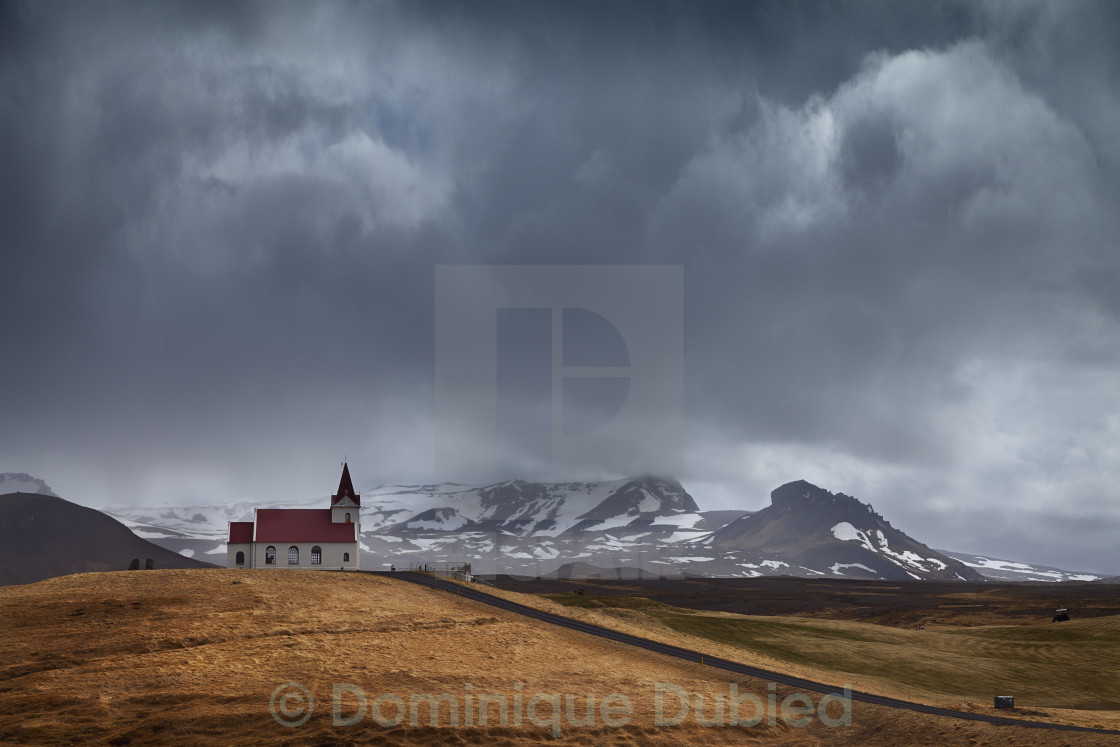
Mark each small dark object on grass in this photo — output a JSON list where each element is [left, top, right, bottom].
[[1052, 608, 1070, 622], [994, 696, 1014, 709]]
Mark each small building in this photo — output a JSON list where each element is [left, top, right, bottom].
[[226, 463, 361, 570]]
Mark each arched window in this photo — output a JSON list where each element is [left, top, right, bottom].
[[288, 546, 299, 565], [311, 546, 322, 564], [235, 551, 245, 565], [265, 546, 276, 565], [343, 552, 350, 563], [345, 512, 351, 523]]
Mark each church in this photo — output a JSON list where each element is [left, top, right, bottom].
[[226, 463, 361, 570]]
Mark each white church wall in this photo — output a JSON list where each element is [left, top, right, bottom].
[[227, 543, 252, 569], [250, 541, 359, 570]]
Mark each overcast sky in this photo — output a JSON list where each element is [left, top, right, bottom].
[[2, 1, 1118, 573]]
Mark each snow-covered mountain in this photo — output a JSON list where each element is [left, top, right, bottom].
[[27, 470, 1101, 581], [358, 476, 715, 575], [95, 476, 720, 573], [936, 551, 1105, 583], [698, 480, 982, 581]]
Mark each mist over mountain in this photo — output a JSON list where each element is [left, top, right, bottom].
[[0, 473, 58, 497], [75, 472, 1106, 582], [3, 468, 1100, 583]]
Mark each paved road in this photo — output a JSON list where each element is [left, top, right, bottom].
[[374, 570, 1120, 736]]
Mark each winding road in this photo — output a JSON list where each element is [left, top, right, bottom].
[[374, 570, 1120, 736]]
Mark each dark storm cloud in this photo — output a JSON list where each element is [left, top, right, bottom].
[[1, 1, 1118, 571]]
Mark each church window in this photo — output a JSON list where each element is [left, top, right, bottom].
[[343, 552, 350, 563], [235, 551, 245, 565], [288, 546, 299, 565], [311, 546, 322, 564], [265, 546, 276, 565]]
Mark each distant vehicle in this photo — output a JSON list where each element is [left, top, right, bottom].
[[1052, 608, 1070, 622]]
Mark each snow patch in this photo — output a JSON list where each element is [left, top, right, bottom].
[[407, 518, 467, 531], [663, 530, 710, 543], [635, 490, 660, 513], [960, 557, 1037, 572], [831, 522, 875, 551], [368, 534, 405, 543], [829, 562, 877, 576]]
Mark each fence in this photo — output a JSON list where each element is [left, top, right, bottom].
[[408, 561, 473, 582]]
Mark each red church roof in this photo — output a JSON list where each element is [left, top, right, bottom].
[[254, 508, 356, 543], [228, 521, 254, 544]]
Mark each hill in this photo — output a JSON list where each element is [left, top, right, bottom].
[[0, 492, 216, 586], [704, 480, 984, 581], [0, 570, 1116, 745], [937, 549, 1107, 582]]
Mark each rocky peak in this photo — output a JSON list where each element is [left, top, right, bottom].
[[770, 480, 886, 523]]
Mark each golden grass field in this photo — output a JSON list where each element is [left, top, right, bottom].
[[543, 594, 1120, 713], [0, 569, 1117, 745]]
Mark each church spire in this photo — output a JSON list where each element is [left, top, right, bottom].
[[337, 462, 355, 497], [331, 462, 360, 507]]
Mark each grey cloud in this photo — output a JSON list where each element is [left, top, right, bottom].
[[1, 1, 1117, 572]]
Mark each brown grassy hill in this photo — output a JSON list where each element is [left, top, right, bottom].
[[0, 492, 216, 586], [0, 569, 1118, 745]]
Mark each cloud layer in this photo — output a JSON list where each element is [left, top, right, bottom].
[[2, 1, 1118, 571]]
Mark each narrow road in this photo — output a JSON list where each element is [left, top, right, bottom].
[[374, 570, 1120, 736]]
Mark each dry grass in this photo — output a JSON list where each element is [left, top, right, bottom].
[[456, 579, 1120, 730], [637, 607, 1120, 712], [0, 569, 1116, 745]]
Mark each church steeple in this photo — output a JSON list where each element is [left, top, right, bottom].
[[337, 462, 356, 498], [331, 462, 360, 508]]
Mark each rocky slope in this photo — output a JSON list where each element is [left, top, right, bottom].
[[699, 480, 983, 581]]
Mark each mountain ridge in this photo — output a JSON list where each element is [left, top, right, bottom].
[[7, 471, 1107, 582]]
